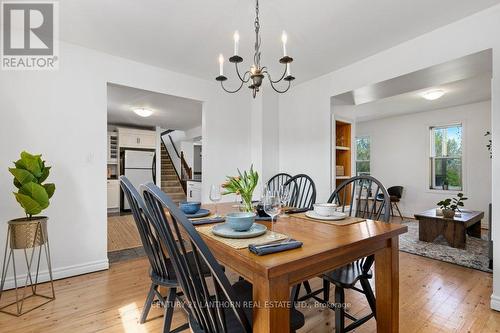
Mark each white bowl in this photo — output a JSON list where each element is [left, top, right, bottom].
[[313, 203, 338, 217]]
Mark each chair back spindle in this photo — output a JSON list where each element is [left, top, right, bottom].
[[283, 174, 317, 209]]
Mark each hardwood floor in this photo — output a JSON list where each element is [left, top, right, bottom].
[[0, 251, 498, 332]]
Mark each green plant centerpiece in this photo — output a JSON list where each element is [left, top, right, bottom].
[[437, 193, 467, 218], [8, 151, 56, 248], [221, 166, 259, 212]]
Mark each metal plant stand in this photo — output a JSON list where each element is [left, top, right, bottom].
[[0, 217, 55, 316]]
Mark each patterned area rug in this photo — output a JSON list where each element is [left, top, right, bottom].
[[399, 220, 492, 273]]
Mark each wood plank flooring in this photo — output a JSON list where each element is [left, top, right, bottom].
[[0, 252, 498, 332]]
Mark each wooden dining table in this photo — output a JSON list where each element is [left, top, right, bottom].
[[198, 203, 407, 333]]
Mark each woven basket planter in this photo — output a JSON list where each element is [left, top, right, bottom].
[[8, 217, 48, 249]]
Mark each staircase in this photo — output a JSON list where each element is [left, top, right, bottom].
[[160, 145, 186, 204]]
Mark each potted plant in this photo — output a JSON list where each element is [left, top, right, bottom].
[[8, 151, 56, 249], [221, 165, 259, 212], [437, 193, 467, 219]]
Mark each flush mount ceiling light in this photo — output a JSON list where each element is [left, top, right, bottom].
[[133, 108, 153, 117], [215, 0, 295, 98], [421, 89, 445, 101]]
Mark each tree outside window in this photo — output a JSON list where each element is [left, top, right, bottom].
[[430, 125, 462, 190], [356, 137, 370, 176]]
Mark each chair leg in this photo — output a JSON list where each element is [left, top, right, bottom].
[[163, 287, 177, 333], [334, 286, 345, 333], [323, 279, 330, 303], [140, 284, 157, 324], [394, 202, 403, 220], [360, 278, 376, 318], [390, 203, 395, 217], [291, 283, 301, 302], [303, 280, 312, 295]]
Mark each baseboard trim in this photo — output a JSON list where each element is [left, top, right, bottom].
[[491, 294, 500, 311], [1, 259, 109, 291]]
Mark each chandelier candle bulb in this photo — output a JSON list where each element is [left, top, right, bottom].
[[287, 63, 291, 76], [281, 31, 288, 56], [233, 31, 240, 55], [218, 54, 224, 76]]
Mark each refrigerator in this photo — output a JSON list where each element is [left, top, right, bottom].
[[122, 150, 156, 210]]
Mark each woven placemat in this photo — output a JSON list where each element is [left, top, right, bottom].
[[196, 224, 288, 249], [295, 213, 365, 226]]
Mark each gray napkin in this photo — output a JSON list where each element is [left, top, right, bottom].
[[191, 217, 225, 226], [248, 239, 303, 256]]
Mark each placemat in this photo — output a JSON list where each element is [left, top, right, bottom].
[[295, 213, 366, 226], [196, 224, 288, 249]]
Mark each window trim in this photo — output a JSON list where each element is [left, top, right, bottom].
[[355, 136, 371, 176], [428, 122, 465, 192]]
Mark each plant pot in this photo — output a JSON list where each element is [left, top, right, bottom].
[[442, 184, 449, 190], [442, 209, 455, 219], [8, 216, 48, 249]]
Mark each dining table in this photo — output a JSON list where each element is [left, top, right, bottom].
[[197, 203, 408, 333]]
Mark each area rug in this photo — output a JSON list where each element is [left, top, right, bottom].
[[399, 220, 491, 273]]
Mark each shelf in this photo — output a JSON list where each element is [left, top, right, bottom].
[[336, 176, 351, 180], [336, 146, 350, 151]]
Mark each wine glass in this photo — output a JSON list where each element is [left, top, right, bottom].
[[210, 184, 222, 217], [279, 185, 291, 217], [263, 190, 281, 238]]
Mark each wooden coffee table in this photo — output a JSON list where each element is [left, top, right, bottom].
[[414, 209, 484, 249]]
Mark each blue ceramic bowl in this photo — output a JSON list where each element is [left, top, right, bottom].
[[179, 201, 201, 215], [226, 212, 256, 231]]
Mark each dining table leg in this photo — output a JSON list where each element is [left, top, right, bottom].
[[252, 274, 290, 333], [375, 236, 400, 333]]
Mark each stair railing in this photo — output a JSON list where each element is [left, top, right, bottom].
[[160, 131, 186, 195]]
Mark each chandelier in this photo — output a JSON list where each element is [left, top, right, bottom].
[[215, 0, 295, 98]]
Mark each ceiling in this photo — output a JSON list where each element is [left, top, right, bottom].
[[338, 75, 491, 122], [60, 0, 500, 83], [332, 50, 492, 122], [107, 83, 202, 130]]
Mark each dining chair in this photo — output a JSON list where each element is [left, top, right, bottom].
[[119, 176, 188, 333], [266, 172, 292, 193], [141, 182, 305, 333], [283, 174, 317, 210], [297, 175, 391, 333], [376, 185, 404, 220]]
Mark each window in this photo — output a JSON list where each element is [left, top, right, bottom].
[[355, 137, 370, 176], [430, 124, 463, 190]]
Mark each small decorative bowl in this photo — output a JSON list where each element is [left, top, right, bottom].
[[179, 201, 201, 215], [226, 212, 256, 231]]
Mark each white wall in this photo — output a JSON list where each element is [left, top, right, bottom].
[[279, 5, 500, 309], [0, 41, 251, 288], [356, 101, 492, 225]]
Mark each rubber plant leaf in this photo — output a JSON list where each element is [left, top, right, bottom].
[[43, 183, 56, 199], [19, 182, 49, 209], [20, 151, 42, 178], [14, 192, 42, 216], [9, 168, 35, 185]]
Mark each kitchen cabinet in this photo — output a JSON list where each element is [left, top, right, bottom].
[[118, 127, 156, 149], [187, 180, 202, 202], [107, 179, 120, 211], [107, 131, 118, 164]]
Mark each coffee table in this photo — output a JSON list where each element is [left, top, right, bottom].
[[414, 209, 484, 249]]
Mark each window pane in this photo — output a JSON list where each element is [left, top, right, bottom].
[[356, 137, 370, 161], [433, 158, 462, 190], [356, 161, 370, 175]]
